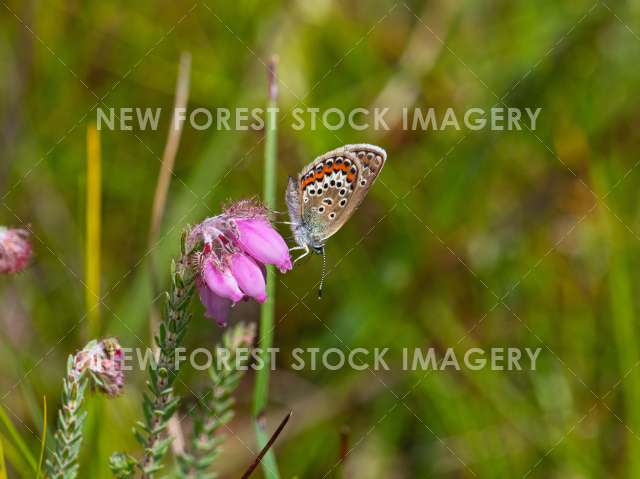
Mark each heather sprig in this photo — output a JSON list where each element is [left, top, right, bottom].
[[46, 338, 124, 479], [176, 322, 256, 478], [132, 233, 197, 478]]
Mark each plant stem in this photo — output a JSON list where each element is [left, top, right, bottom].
[[46, 356, 89, 479], [252, 55, 281, 479], [138, 240, 196, 478], [241, 411, 291, 479]]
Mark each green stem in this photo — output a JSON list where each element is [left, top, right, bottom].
[[138, 240, 196, 478], [46, 356, 89, 479], [252, 55, 281, 479]]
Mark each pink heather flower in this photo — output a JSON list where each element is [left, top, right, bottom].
[[0, 227, 32, 274], [187, 199, 291, 326], [198, 282, 232, 326], [203, 261, 243, 302], [235, 219, 293, 273], [230, 252, 266, 303], [73, 338, 124, 397]]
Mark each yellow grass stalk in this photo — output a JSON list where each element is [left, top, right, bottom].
[[86, 123, 102, 337]]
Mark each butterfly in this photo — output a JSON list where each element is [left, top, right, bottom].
[[285, 144, 387, 296]]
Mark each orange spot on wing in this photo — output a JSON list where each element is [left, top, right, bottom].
[[315, 172, 324, 180], [347, 172, 355, 182]]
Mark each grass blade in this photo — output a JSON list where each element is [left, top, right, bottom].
[[0, 437, 7, 479], [592, 161, 640, 477], [0, 431, 30, 478], [0, 404, 36, 471], [253, 55, 281, 479], [86, 123, 109, 479], [36, 396, 46, 479], [86, 122, 102, 338], [148, 51, 191, 302]]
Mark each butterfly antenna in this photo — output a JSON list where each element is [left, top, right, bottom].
[[318, 247, 326, 299]]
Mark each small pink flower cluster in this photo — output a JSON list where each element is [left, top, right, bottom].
[[188, 200, 292, 326], [0, 227, 32, 274], [74, 338, 124, 397]]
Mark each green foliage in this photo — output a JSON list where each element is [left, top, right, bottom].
[[113, 232, 196, 478], [176, 322, 255, 478], [45, 356, 89, 479], [5, 1, 640, 477], [108, 452, 137, 478]]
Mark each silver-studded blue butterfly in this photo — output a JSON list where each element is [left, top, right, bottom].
[[285, 144, 387, 296]]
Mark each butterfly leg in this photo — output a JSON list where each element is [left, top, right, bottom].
[[293, 244, 310, 264]]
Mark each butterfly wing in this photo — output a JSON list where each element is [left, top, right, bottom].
[[287, 144, 386, 248]]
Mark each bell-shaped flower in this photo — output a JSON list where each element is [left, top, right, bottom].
[[230, 252, 267, 303], [203, 261, 243, 303], [235, 218, 292, 272], [188, 199, 293, 327], [197, 282, 232, 326]]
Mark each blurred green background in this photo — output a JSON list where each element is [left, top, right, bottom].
[[2, 0, 640, 477]]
